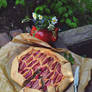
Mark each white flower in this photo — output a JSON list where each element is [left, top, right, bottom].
[[52, 16, 58, 25], [38, 15, 43, 20], [32, 12, 37, 20]]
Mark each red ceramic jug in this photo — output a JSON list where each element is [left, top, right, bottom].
[[30, 26, 58, 43]]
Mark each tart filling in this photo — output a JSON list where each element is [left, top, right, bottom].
[[18, 49, 63, 91]]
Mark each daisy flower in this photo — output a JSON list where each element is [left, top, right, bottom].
[[32, 12, 37, 20], [52, 16, 58, 25], [38, 15, 43, 20]]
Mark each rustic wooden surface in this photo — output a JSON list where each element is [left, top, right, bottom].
[[59, 25, 92, 46]]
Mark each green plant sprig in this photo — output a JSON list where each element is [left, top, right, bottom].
[[64, 52, 75, 65]]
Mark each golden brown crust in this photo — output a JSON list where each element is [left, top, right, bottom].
[[19, 86, 56, 92], [20, 33, 52, 49], [56, 63, 73, 92], [11, 46, 73, 92], [47, 86, 56, 92], [19, 87, 42, 92], [11, 57, 26, 86], [13, 33, 66, 53]]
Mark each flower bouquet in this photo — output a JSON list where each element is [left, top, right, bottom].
[[30, 12, 59, 43]]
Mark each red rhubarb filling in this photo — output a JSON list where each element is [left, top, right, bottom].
[[18, 49, 63, 91]]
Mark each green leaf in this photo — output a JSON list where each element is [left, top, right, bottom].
[[35, 5, 47, 14], [64, 53, 67, 58], [60, 19, 64, 23], [65, 19, 77, 28], [21, 16, 31, 23], [55, 1, 63, 9], [0, 0, 7, 8], [2, 0, 7, 8], [64, 53, 75, 65], [68, 9, 73, 15], [16, 0, 25, 6], [68, 53, 75, 65], [33, 33, 35, 37], [45, 8, 50, 14], [35, 6, 43, 14], [64, 13, 68, 17], [65, 18, 72, 24], [35, 5, 50, 15], [0, 1, 2, 8], [57, 7, 66, 15], [79, 7, 85, 13], [16, 0, 19, 5], [73, 16, 78, 22], [50, 3, 56, 9], [70, 22, 77, 28]]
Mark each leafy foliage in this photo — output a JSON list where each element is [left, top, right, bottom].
[[0, 0, 7, 8], [34, 0, 92, 28], [0, 0, 91, 28], [15, 0, 25, 6], [34, 0, 79, 28], [35, 5, 50, 15]]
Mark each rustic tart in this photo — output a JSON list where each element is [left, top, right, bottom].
[[11, 46, 73, 92]]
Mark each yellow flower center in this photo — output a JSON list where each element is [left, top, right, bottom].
[[33, 14, 36, 18], [53, 19, 56, 22], [39, 16, 42, 19]]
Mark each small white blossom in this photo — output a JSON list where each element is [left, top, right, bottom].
[[38, 15, 43, 20], [32, 12, 37, 20], [52, 16, 58, 25]]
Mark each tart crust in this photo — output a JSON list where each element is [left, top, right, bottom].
[[11, 46, 73, 92], [20, 86, 56, 92]]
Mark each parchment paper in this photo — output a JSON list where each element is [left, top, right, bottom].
[[0, 33, 91, 92]]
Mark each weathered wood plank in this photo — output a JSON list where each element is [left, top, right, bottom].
[[59, 25, 92, 46]]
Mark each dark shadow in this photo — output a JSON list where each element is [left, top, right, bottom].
[[68, 39, 92, 58], [85, 70, 92, 92]]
